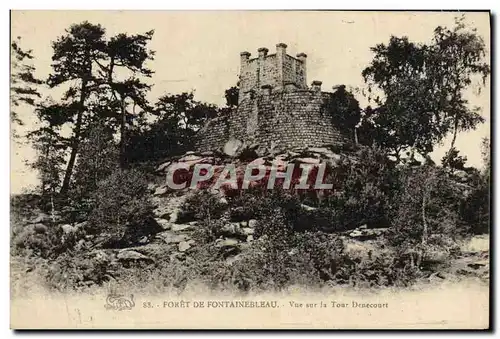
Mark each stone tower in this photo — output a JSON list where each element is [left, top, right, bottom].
[[238, 43, 308, 103], [194, 43, 353, 153]]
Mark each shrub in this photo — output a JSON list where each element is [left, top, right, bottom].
[[87, 168, 158, 247], [45, 250, 113, 291], [388, 165, 463, 247], [179, 190, 228, 222], [460, 171, 490, 234]]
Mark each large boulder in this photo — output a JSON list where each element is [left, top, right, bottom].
[[61, 224, 77, 234], [33, 223, 48, 234], [178, 239, 196, 252], [154, 186, 169, 196], [156, 231, 190, 244], [215, 238, 239, 248], [171, 224, 193, 232], [223, 139, 244, 157], [154, 218, 172, 230], [28, 213, 51, 225], [117, 250, 154, 264]]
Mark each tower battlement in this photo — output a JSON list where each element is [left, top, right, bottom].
[[239, 43, 308, 103]]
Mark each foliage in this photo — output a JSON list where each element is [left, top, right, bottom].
[[362, 17, 490, 161], [313, 146, 398, 232], [44, 250, 112, 291], [224, 86, 239, 108], [460, 137, 490, 234], [179, 190, 228, 223], [388, 165, 463, 247], [71, 123, 119, 199], [10, 37, 43, 128], [36, 21, 155, 194], [125, 92, 219, 164], [87, 169, 157, 246], [323, 85, 362, 142], [441, 147, 467, 173]]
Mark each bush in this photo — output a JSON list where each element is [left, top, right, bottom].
[[178, 190, 228, 222], [388, 165, 463, 247], [45, 250, 113, 291], [87, 168, 159, 247], [460, 171, 490, 234]]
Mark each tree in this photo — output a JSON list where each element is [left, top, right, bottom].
[[10, 37, 43, 134], [46, 21, 155, 194], [93, 31, 155, 168], [441, 147, 467, 174], [224, 86, 239, 108], [48, 22, 108, 195], [390, 165, 463, 247], [362, 18, 490, 162], [431, 17, 490, 153], [125, 92, 219, 164], [27, 104, 69, 212], [323, 85, 362, 143], [72, 123, 119, 198]]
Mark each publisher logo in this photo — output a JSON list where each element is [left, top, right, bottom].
[[104, 294, 135, 311]]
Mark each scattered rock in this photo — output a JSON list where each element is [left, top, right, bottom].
[[138, 236, 149, 245], [216, 238, 239, 248], [154, 186, 168, 196], [169, 210, 179, 223], [246, 235, 254, 242], [178, 241, 192, 252], [349, 230, 363, 238], [223, 139, 244, 157], [221, 223, 241, 236], [300, 204, 317, 212], [171, 224, 193, 232], [75, 221, 88, 229], [89, 249, 111, 262], [61, 224, 76, 234], [33, 223, 48, 234], [155, 218, 172, 230], [29, 213, 51, 224], [226, 254, 243, 265], [153, 206, 170, 219], [156, 161, 171, 173], [468, 260, 489, 270], [308, 147, 332, 155], [178, 154, 201, 162], [242, 227, 254, 235], [248, 219, 258, 228], [295, 157, 320, 164], [117, 250, 154, 263], [156, 231, 189, 244]]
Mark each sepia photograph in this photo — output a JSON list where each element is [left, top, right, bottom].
[[9, 10, 491, 329]]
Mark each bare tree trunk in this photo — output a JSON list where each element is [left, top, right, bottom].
[[60, 79, 87, 196], [422, 187, 428, 245], [119, 97, 128, 169], [448, 115, 460, 154]]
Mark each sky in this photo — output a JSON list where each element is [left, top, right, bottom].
[[10, 10, 491, 194]]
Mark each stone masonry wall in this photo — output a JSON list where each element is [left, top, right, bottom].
[[283, 55, 306, 88], [195, 89, 352, 153], [194, 115, 229, 152]]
